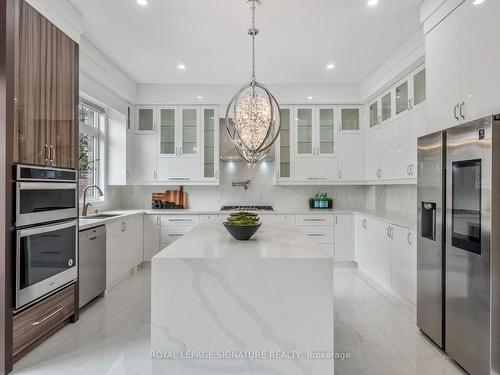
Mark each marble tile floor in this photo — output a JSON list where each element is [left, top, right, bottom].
[[13, 266, 466, 375], [334, 268, 466, 375]]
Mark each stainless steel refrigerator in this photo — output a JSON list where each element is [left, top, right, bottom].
[[417, 115, 500, 375]]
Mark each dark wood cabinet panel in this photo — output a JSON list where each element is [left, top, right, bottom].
[[13, 284, 75, 361], [14, 0, 77, 169]]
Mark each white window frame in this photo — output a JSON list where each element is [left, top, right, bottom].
[[79, 100, 106, 204]]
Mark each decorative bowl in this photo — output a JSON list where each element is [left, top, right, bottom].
[[223, 222, 261, 241]]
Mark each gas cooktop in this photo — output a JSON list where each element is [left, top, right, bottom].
[[220, 205, 274, 211]]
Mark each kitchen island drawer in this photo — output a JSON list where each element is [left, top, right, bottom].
[[161, 215, 200, 226], [13, 284, 75, 359], [295, 215, 334, 226], [161, 225, 194, 244], [296, 225, 334, 243]]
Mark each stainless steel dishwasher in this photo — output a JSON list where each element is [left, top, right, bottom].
[[79, 225, 106, 308]]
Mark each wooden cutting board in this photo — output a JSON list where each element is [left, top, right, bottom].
[[152, 189, 188, 209]]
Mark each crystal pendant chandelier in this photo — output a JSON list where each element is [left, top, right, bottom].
[[225, 0, 281, 165]]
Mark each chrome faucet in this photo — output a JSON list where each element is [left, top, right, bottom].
[[232, 180, 251, 190], [82, 185, 104, 217]]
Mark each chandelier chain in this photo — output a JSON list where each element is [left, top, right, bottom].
[[251, 0, 256, 83]]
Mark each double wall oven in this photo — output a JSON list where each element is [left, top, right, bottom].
[[14, 165, 78, 311]]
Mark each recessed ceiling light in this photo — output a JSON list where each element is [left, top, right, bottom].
[[177, 64, 186, 70], [326, 63, 335, 70], [367, 0, 379, 6], [307, 96, 313, 100], [472, 0, 485, 5], [137, 0, 148, 6], [197, 96, 203, 100]]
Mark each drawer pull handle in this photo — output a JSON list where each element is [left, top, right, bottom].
[[32, 306, 64, 326], [307, 233, 326, 237], [303, 219, 326, 222], [169, 219, 192, 222], [169, 234, 184, 237]]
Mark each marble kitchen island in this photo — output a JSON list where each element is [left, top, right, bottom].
[[151, 222, 334, 375]]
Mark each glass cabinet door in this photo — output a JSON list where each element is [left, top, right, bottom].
[[296, 108, 313, 155], [413, 68, 426, 106], [369, 101, 379, 127], [381, 92, 392, 122], [318, 107, 335, 155], [396, 81, 409, 115], [278, 108, 291, 178], [159, 108, 176, 155], [340, 107, 360, 131], [203, 108, 216, 178], [137, 107, 155, 133], [181, 108, 198, 155]]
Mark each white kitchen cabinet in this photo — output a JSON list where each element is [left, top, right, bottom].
[[160, 215, 199, 248], [381, 91, 392, 123], [459, 0, 500, 123], [368, 99, 380, 128], [105, 220, 124, 288], [201, 107, 219, 182], [338, 133, 364, 181], [293, 106, 338, 183], [339, 106, 362, 133], [105, 216, 143, 288], [296, 214, 335, 257], [128, 133, 157, 184], [143, 215, 161, 262], [393, 105, 427, 179], [356, 214, 417, 304], [426, 0, 500, 133], [274, 214, 295, 225], [136, 106, 156, 134], [276, 107, 293, 181], [334, 214, 353, 262], [199, 214, 221, 223], [391, 225, 417, 304], [338, 106, 364, 181], [365, 122, 395, 181], [157, 106, 201, 183], [151, 106, 219, 184], [354, 215, 368, 267]]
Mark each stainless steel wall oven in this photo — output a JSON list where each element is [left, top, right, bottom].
[[14, 165, 78, 310]]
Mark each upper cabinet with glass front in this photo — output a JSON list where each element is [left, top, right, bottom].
[[294, 105, 337, 158], [367, 65, 426, 127], [157, 106, 200, 158], [136, 106, 156, 134], [276, 106, 293, 181], [339, 106, 362, 133]]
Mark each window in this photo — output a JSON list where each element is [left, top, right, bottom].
[[79, 102, 104, 201]]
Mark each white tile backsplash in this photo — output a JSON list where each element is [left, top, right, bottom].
[[366, 185, 417, 215], [117, 162, 369, 211]]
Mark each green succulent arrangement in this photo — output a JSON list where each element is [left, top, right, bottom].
[[224, 212, 260, 226]]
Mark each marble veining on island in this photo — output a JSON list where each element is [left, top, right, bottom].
[[151, 223, 334, 374]]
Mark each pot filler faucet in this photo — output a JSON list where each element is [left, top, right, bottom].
[[82, 185, 104, 217], [232, 180, 251, 190]]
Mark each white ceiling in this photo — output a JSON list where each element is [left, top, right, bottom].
[[71, 0, 423, 85]]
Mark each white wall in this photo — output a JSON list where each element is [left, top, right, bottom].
[[361, 29, 425, 102], [79, 37, 136, 115], [120, 162, 368, 211]]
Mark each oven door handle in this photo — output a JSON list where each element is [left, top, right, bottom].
[[17, 182, 77, 191], [18, 219, 78, 238]]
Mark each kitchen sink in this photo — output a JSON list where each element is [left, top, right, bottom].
[[80, 214, 120, 220]]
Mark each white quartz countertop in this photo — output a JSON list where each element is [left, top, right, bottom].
[[154, 222, 331, 259], [78, 207, 416, 231], [78, 210, 145, 231]]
